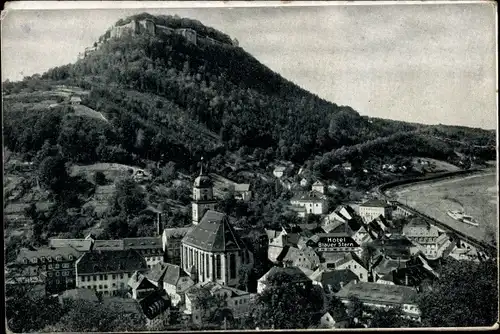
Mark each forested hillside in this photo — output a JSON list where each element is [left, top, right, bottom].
[[4, 13, 495, 173]]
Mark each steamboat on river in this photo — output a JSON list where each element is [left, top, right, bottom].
[[447, 210, 480, 227]]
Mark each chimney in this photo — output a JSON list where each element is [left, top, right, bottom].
[[405, 273, 408, 286]]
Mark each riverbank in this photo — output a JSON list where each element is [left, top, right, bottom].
[[391, 172, 497, 244]]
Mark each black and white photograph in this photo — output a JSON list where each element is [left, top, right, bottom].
[[2, 1, 498, 332]]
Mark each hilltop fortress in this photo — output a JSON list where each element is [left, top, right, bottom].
[[80, 18, 238, 59], [110, 18, 238, 47]]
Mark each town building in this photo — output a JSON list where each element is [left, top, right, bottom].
[[146, 262, 195, 306], [402, 217, 443, 259], [311, 180, 326, 194], [257, 266, 312, 294], [233, 183, 252, 201], [328, 252, 369, 282], [309, 268, 358, 294], [273, 166, 287, 179], [335, 281, 421, 321], [181, 210, 253, 287], [128, 271, 158, 300], [359, 199, 393, 223], [300, 178, 310, 188], [290, 191, 328, 216], [15, 246, 82, 294], [184, 282, 255, 324], [75, 249, 148, 296], [162, 227, 191, 266], [123, 237, 164, 269], [139, 289, 172, 329], [70, 96, 82, 105], [281, 246, 320, 271]]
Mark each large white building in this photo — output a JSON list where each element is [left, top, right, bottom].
[[290, 191, 328, 216], [359, 199, 393, 223]]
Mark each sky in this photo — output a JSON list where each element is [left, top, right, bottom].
[[1, 1, 497, 129]]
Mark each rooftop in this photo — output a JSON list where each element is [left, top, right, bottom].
[[360, 199, 391, 208], [182, 210, 246, 252], [291, 190, 327, 202], [76, 249, 148, 274], [17, 246, 82, 263], [259, 266, 312, 284], [48, 238, 93, 252], [163, 227, 192, 239], [309, 268, 358, 292], [123, 237, 162, 250], [234, 183, 250, 192], [336, 281, 418, 305]]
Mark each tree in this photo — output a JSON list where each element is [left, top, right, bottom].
[[6, 284, 64, 333], [42, 299, 146, 332], [188, 286, 227, 328], [111, 178, 147, 217], [251, 271, 324, 329], [417, 259, 498, 327], [346, 295, 365, 325], [369, 306, 420, 328], [37, 155, 68, 193], [325, 295, 348, 320]]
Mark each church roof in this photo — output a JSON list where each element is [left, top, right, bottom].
[[182, 210, 246, 252]]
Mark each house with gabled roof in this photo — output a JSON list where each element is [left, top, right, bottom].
[[332, 252, 369, 282], [281, 246, 320, 271], [128, 271, 158, 300], [15, 246, 82, 294], [273, 166, 287, 179], [257, 266, 312, 294], [290, 190, 328, 216], [139, 289, 172, 329], [309, 268, 358, 294], [181, 210, 253, 287], [233, 183, 252, 201]]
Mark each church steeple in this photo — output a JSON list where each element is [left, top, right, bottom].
[[192, 156, 217, 225]]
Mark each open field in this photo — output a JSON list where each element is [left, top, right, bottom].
[[70, 163, 145, 182], [72, 104, 108, 122], [393, 172, 497, 243]]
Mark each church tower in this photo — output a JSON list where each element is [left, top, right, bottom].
[[192, 158, 217, 225]]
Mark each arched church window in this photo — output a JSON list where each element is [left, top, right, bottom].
[[230, 253, 236, 279], [216, 254, 222, 279]]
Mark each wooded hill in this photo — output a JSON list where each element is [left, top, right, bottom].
[[3, 13, 495, 179]]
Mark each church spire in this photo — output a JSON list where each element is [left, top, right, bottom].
[[200, 156, 204, 175]]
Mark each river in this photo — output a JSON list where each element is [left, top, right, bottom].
[[389, 172, 497, 243]]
